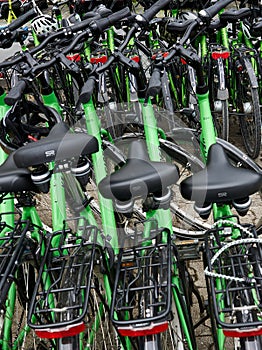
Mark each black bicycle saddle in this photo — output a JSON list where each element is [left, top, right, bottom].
[[180, 143, 262, 205], [98, 139, 179, 202], [0, 122, 99, 193], [13, 122, 98, 168], [0, 153, 37, 193]]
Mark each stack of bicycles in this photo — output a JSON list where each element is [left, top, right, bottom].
[[0, 0, 261, 349]]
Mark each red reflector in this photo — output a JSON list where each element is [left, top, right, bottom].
[[236, 64, 243, 72], [131, 55, 140, 63], [117, 321, 168, 337], [180, 58, 187, 65], [90, 56, 108, 64], [211, 51, 230, 60], [35, 322, 85, 339], [223, 327, 262, 338], [66, 54, 81, 62]]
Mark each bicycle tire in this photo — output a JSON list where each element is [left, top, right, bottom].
[[85, 268, 125, 350], [186, 65, 200, 127], [129, 299, 194, 350], [236, 57, 261, 159], [236, 245, 262, 350], [54, 246, 122, 350], [204, 222, 262, 350], [0, 219, 51, 350], [0, 262, 53, 350]]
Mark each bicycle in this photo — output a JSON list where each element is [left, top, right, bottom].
[[23, 1, 198, 348], [95, 0, 262, 348], [0, 1, 261, 349], [161, 3, 262, 349], [0, 7, 134, 349], [214, 5, 261, 159]]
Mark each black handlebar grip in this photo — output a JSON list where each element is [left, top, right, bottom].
[[4, 80, 27, 106], [7, 8, 38, 31], [89, 7, 131, 34], [118, 52, 140, 72], [137, 0, 171, 24], [179, 46, 201, 68], [146, 69, 161, 97], [71, 14, 102, 33], [199, 0, 234, 21]]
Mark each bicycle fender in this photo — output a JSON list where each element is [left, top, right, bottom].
[[216, 58, 229, 100], [217, 88, 229, 100], [243, 57, 259, 89]]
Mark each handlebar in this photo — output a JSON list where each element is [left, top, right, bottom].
[[0, 6, 131, 72], [88, 7, 131, 34], [0, 0, 232, 83], [4, 8, 38, 32], [32, 7, 130, 55], [4, 79, 27, 106], [199, 0, 234, 21], [0, 8, 38, 48], [65, 6, 130, 34], [136, 0, 171, 24]]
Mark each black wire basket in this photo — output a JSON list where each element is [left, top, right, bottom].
[[205, 219, 262, 337], [110, 222, 172, 335], [0, 215, 44, 307], [28, 217, 99, 335]]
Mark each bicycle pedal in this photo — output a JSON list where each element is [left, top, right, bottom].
[[176, 239, 200, 260]]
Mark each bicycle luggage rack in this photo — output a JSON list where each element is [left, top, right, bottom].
[[205, 219, 262, 337], [0, 215, 37, 307], [28, 217, 99, 339], [110, 220, 172, 337]]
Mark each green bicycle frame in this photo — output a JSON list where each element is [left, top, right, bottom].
[[0, 89, 14, 232], [141, 99, 196, 350], [197, 86, 241, 350], [1, 201, 46, 350], [83, 99, 119, 250], [0, 78, 68, 349]]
